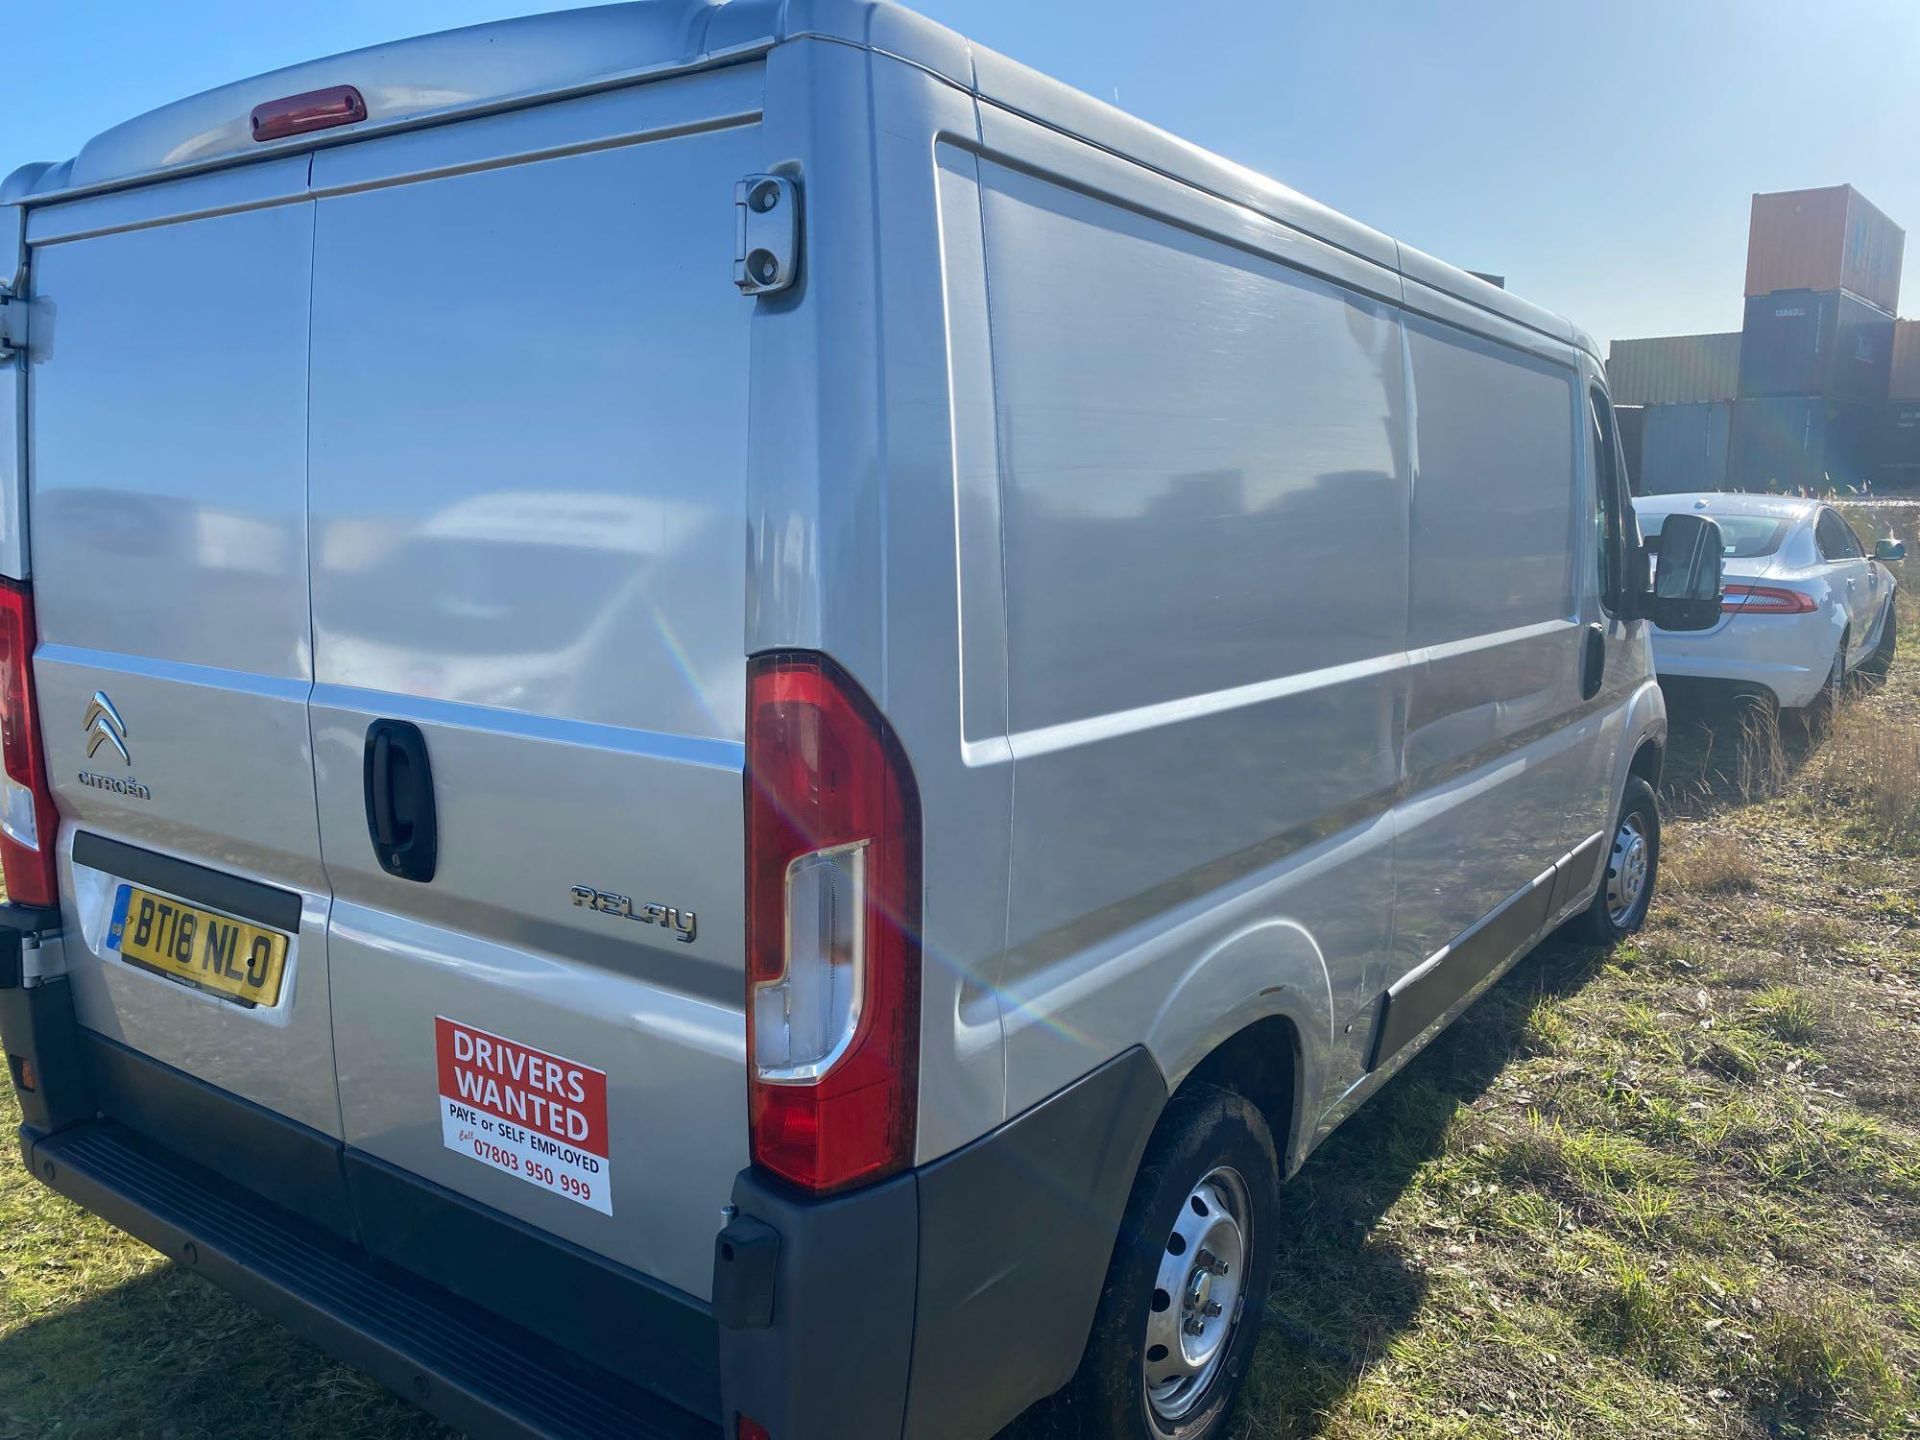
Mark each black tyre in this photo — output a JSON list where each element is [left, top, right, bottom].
[[1048, 1085, 1280, 1440], [1858, 601, 1897, 685], [1797, 628, 1849, 732], [1574, 775, 1660, 943]]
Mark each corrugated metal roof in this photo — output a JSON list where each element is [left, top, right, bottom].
[[1606, 332, 1743, 406]]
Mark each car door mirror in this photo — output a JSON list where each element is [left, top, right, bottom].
[[1874, 538, 1907, 562], [1645, 512, 1724, 632]]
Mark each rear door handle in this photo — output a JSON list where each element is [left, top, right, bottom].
[[363, 720, 438, 883]]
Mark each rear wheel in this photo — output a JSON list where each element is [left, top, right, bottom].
[[1858, 601, 1897, 685], [1047, 1085, 1280, 1440], [1574, 775, 1660, 943], [1798, 628, 1849, 731]]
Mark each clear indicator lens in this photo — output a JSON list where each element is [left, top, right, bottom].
[[754, 842, 867, 1081], [0, 774, 38, 850]]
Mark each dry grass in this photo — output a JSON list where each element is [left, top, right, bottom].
[[1806, 702, 1920, 851], [1666, 832, 1762, 896]]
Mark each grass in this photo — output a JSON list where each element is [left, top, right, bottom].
[[4, 507, 1920, 1439]]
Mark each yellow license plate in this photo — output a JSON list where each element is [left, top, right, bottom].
[[108, 885, 290, 1008]]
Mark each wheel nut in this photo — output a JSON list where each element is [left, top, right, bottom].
[[1203, 1300, 1223, 1319]]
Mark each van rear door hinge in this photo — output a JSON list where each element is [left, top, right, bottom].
[[733, 174, 798, 296], [0, 294, 22, 358], [0, 288, 25, 360]]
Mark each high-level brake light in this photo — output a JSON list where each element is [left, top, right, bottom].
[[745, 652, 920, 1195], [0, 579, 59, 909], [250, 86, 368, 143]]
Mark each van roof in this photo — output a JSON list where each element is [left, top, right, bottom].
[[2, 0, 1599, 362]]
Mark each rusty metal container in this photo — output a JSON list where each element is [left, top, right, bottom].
[[1605, 332, 1741, 406], [1745, 185, 1904, 314]]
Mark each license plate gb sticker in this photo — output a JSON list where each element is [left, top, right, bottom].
[[435, 1017, 612, 1215]]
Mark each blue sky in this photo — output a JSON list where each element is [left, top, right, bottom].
[[12, 0, 1919, 348]]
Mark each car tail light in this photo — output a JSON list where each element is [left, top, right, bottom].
[[745, 652, 920, 1195], [250, 86, 368, 143], [0, 579, 58, 908], [1723, 583, 1818, 615], [736, 1420, 772, 1440]]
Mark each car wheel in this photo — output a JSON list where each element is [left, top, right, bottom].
[[1799, 628, 1849, 731], [1045, 1085, 1280, 1440], [1858, 602, 1897, 685], [1575, 775, 1660, 944]]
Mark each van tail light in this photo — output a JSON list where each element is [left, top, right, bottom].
[[1723, 583, 1818, 615], [0, 579, 58, 909], [745, 652, 920, 1195]]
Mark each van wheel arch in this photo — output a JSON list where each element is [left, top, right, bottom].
[[1177, 1015, 1302, 1175], [1627, 736, 1664, 792]]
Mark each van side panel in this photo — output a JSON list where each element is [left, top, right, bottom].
[[1389, 315, 1592, 981], [969, 115, 1410, 1123], [305, 72, 761, 1302]]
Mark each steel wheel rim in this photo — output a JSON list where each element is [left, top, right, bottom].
[[1606, 813, 1650, 926], [1142, 1165, 1251, 1425]]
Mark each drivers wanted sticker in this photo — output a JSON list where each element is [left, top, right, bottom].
[[435, 1017, 612, 1215]]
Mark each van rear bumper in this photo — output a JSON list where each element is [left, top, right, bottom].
[[3, 943, 1167, 1440], [22, 1119, 717, 1440]]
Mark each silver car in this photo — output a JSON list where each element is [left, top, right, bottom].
[[0, 4, 1723, 1437], [1636, 493, 1903, 710]]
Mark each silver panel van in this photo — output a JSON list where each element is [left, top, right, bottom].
[[0, 4, 1724, 1438]]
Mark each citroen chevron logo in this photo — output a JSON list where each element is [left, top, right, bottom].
[[83, 691, 129, 765]]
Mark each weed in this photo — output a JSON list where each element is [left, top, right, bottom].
[[1749, 985, 1822, 1044]]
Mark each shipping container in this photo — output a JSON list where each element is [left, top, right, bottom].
[[1606, 332, 1741, 406], [1745, 185, 1905, 315], [1876, 401, 1920, 489], [1891, 319, 1920, 401], [1636, 402, 1732, 495], [1616, 404, 1646, 491], [1738, 289, 1895, 402], [1729, 395, 1875, 493]]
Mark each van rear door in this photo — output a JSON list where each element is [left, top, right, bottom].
[[24, 163, 341, 1139], [305, 73, 759, 1317]]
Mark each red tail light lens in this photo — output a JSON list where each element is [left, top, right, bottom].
[[250, 86, 368, 143], [0, 579, 58, 908], [745, 652, 920, 1195], [1723, 583, 1818, 615]]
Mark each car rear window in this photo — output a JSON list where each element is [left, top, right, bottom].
[[1638, 511, 1789, 558]]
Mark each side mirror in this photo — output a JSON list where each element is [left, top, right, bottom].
[[1875, 538, 1907, 562], [1645, 512, 1724, 632]]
